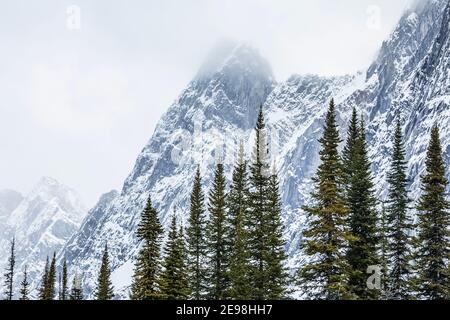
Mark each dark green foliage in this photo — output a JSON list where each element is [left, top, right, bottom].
[[299, 99, 353, 300], [206, 162, 230, 300], [61, 259, 68, 300], [19, 265, 30, 300], [159, 216, 189, 299], [186, 167, 208, 300], [39, 257, 49, 300], [3, 237, 15, 300], [343, 111, 380, 299], [96, 245, 115, 300], [414, 126, 450, 300], [228, 145, 252, 299], [265, 168, 288, 299], [131, 195, 163, 300], [385, 120, 413, 299], [247, 106, 287, 300]]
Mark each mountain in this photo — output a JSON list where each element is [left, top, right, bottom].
[[0, 189, 23, 226], [0, 177, 87, 298], [61, 0, 450, 298]]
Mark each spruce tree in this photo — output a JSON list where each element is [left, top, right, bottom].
[[343, 112, 379, 299], [414, 125, 450, 300], [45, 252, 57, 300], [247, 106, 271, 300], [228, 144, 252, 300], [3, 237, 15, 300], [186, 166, 208, 300], [160, 215, 189, 300], [39, 257, 49, 300], [96, 244, 115, 300], [131, 195, 163, 300], [19, 265, 30, 300], [299, 99, 352, 300], [70, 274, 84, 300], [265, 167, 288, 299], [177, 225, 189, 299], [61, 259, 68, 300], [378, 202, 389, 299], [206, 162, 230, 299], [385, 120, 413, 299]]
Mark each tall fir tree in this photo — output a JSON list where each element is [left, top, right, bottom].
[[385, 120, 413, 299], [96, 244, 115, 300], [45, 252, 57, 300], [343, 111, 380, 299], [131, 195, 163, 300], [414, 125, 450, 300], [39, 257, 49, 300], [19, 265, 30, 300], [247, 106, 271, 300], [228, 144, 252, 299], [206, 162, 230, 299], [61, 259, 68, 300], [3, 237, 15, 300], [265, 166, 288, 299], [159, 215, 189, 300], [70, 274, 84, 300], [299, 99, 353, 300], [186, 166, 208, 300], [378, 202, 390, 299]]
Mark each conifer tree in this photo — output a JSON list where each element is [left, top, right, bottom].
[[343, 111, 379, 299], [39, 257, 49, 300], [70, 274, 84, 300], [299, 99, 353, 300], [265, 167, 288, 299], [46, 252, 57, 300], [3, 237, 15, 300], [206, 162, 230, 300], [385, 120, 413, 299], [247, 106, 271, 300], [228, 144, 252, 299], [186, 166, 208, 300], [96, 244, 114, 300], [177, 225, 189, 299], [61, 259, 68, 300], [19, 265, 30, 300], [131, 195, 163, 300], [414, 125, 450, 300], [160, 215, 189, 299]]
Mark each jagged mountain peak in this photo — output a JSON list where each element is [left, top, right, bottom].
[[195, 41, 274, 83]]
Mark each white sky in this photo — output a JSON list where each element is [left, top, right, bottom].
[[0, 0, 414, 207]]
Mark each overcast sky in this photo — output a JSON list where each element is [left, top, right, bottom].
[[0, 0, 414, 207]]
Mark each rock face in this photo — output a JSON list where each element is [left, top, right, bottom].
[[0, 177, 87, 298], [60, 0, 450, 298]]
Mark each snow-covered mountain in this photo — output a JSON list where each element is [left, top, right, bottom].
[[60, 0, 450, 298], [0, 177, 87, 298], [0, 189, 23, 227]]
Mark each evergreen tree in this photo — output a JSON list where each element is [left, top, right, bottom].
[[265, 167, 288, 299], [160, 215, 189, 299], [45, 252, 57, 300], [414, 125, 450, 300], [206, 162, 230, 299], [228, 144, 252, 299], [70, 274, 84, 300], [61, 259, 68, 300], [177, 225, 189, 299], [299, 99, 353, 300], [186, 166, 208, 300], [96, 244, 114, 300], [385, 120, 413, 299], [19, 265, 30, 300], [38, 256, 49, 300], [343, 111, 380, 299], [3, 237, 15, 300], [131, 195, 163, 300], [247, 106, 272, 300]]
